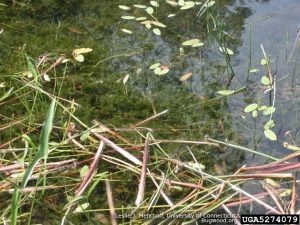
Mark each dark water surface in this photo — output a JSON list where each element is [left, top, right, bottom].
[[1, 0, 300, 222]]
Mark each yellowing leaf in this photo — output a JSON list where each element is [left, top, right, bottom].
[[153, 28, 161, 36], [121, 16, 135, 20], [180, 72, 193, 81], [133, 4, 147, 9], [118, 5, 130, 10], [146, 7, 154, 15], [280, 189, 292, 197], [149, 63, 161, 70], [168, 14, 176, 17], [178, 0, 185, 6], [150, 1, 159, 7], [151, 21, 167, 28], [135, 17, 147, 21], [182, 39, 200, 46], [166, 0, 178, 6], [121, 29, 133, 34], [74, 54, 84, 62], [283, 142, 300, 151], [180, 1, 195, 10], [123, 74, 130, 85], [73, 48, 93, 55], [219, 47, 234, 55], [154, 67, 161, 74], [265, 178, 280, 188], [192, 42, 204, 47], [264, 129, 277, 141], [157, 68, 169, 75]]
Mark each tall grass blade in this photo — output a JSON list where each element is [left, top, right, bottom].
[[11, 98, 56, 225]]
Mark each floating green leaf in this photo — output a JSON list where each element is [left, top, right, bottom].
[[261, 58, 267, 65], [263, 106, 275, 115], [149, 63, 161, 70], [244, 103, 258, 113], [249, 68, 259, 73], [80, 165, 89, 178], [261, 76, 271, 86], [258, 105, 267, 111], [264, 129, 277, 141], [217, 90, 234, 96], [252, 110, 258, 118], [264, 120, 275, 130]]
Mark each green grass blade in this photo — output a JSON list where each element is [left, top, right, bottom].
[[11, 98, 56, 225]]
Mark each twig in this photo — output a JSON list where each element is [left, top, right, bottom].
[[76, 141, 105, 196], [92, 132, 142, 166], [132, 110, 168, 127], [135, 134, 149, 206], [105, 179, 118, 225]]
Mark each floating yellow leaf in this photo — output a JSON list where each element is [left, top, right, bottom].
[[264, 129, 277, 141], [123, 74, 130, 85], [166, 0, 178, 6], [151, 21, 167, 28], [150, 1, 159, 7], [217, 90, 235, 96], [153, 28, 161, 36], [74, 54, 84, 62], [72, 48, 93, 55], [118, 5, 130, 10], [180, 72, 193, 81], [135, 17, 147, 21], [146, 7, 154, 15], [219, 47, 234, 55], [149, 63, 161, 70], [283, 142, 300, 151], [133, 4, 147, 9], [121, 29, 133, 34], [121, 16, 135, 20], [182, 39, 200, 46]]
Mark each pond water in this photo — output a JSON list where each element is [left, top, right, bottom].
[[1, 0, 300, 222]]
